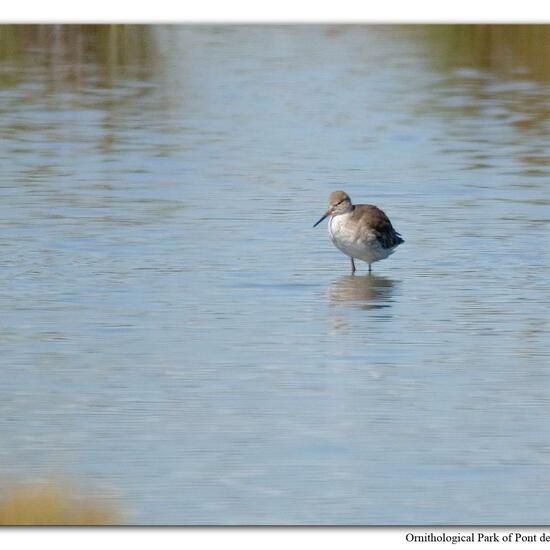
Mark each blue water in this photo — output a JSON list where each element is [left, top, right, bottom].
[[0, 25, 549, 524]]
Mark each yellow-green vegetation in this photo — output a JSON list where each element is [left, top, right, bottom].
[[423, 24, 550, 82], [0, 483, 120, 525], [0, 25, 158, 88], [0, 24, 155, 63]]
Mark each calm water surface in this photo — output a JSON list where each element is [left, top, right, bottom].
[[1, 25, 549, 524]]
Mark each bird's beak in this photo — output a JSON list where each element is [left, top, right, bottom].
[[313, 210, 330, 228]]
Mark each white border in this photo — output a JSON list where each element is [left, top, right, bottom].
[[1, 0, 550, 23], [4, 527, 550, 550], [3, 9, 550, 550]]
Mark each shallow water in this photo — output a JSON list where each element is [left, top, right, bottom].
[[0, 25, 549, 524]]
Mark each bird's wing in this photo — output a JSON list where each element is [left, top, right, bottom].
[[354, 204, 404, 249]]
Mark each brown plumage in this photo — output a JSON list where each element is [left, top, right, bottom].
[[314, 190, 404, 273], [347, 204, 404, 250]]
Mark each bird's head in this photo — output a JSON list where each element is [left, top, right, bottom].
[[313, 191, 353, 227]]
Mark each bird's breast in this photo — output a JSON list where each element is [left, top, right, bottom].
[[329, 214, 363, 254], [329, 213, 389, 262]]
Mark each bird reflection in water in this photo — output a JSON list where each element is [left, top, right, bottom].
[[327, 275, 397, 333], [328, 274, 396, 311]]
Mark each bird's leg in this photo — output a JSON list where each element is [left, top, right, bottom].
[[350, 257, 356, 274], [368, 263, 372, 274]]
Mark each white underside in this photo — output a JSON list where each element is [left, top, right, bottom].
[[329, 212, 395, 265]]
